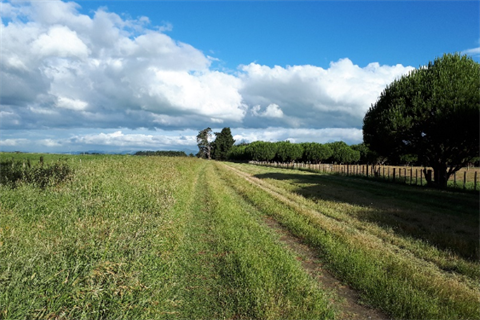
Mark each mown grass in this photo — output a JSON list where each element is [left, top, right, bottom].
[[173, 162, 335, 319], [220, 162, 480, 320], [0, 154, 336, 319]]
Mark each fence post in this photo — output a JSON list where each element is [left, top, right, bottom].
[[415, 169, 418, 185], [393, 168, 396, 182], [366, 165, 369, 177], [410, 169, 412, 185], [463, 171, 467, 190], [454, 172, 456, 188]]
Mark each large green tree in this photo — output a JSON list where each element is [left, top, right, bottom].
[[212, 127, 235, 161], [326, 141, 360, 164], [301, 142, 333, 163], [274, 141, 303, 163], [363, 53, 480, 188], [246, 141, 277, 161]]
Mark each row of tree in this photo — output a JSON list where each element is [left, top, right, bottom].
[[228, 141, 364, 164], [135, 150, 188, 157], [196, 127, 366, 164], [196, 54, 479, 188], [195, 127, 419, 165]]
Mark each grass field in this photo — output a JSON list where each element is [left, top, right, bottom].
[[0, 154, 478, 319]]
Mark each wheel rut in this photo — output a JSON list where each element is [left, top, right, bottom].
[[222, 163, 390, 320]]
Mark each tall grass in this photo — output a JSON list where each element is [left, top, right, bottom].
[[0, 155, 336, 319], [219, 162, 480, 320]]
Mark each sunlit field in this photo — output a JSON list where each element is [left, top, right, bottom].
[[1, 154, 478, 319]]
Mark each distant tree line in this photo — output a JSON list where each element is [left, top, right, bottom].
[[228, 141, 364, 164], [135, 150, 188, 157]]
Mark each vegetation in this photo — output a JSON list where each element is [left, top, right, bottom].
[[300, 142, 333, 163], [274, 141, 303, 163], [0, 157, 72, 189], [325, 141, 360, 164], [228, 140, 360, 164], [211, 127, 235, 161], [363, 53, 480, 188], [134, 151, 187, 157], [221, 162, 479, 319], [196, 127, 213, 159], [245, 141, 278, 161], [0, 154, 335, 319]]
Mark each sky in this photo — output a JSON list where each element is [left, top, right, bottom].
[[1, 0, 479, 154]]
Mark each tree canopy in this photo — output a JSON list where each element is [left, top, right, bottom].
[[212, 127, 235, 161], [363, 53, 480, 187], [274, 141, 303, 163], [301, 142, 333, 163], [325, 141, 360, 164]]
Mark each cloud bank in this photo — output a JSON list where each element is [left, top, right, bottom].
[[0, 0, 415, 152]]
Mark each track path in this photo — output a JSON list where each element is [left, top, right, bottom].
[[218, 162, 389, 320]]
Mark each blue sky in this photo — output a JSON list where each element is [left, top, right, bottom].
[[1, 0, 479, 154]]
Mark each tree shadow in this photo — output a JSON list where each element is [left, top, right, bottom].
[[253, 172, 479, 261]]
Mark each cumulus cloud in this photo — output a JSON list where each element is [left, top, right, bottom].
[[0, 0, 245, 131], [251, 104, 284, 118], [0, 0, 415, 152], [232, 127, 363, 145], [70, 130, 196, 148], [239, 60, 413, 129]]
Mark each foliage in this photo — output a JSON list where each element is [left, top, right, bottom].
[[246, 141, 278, 161], [227, 144, 250, 161], [0, 158, 72, 189], [363, 53, 480, 188], [196, 127, 213, 159], [274, 141, 303, 163], [326, 141, 360, 164], [301, 142, 333, 163], [134, 150, 187, 157], [211, 127, 235, 161]]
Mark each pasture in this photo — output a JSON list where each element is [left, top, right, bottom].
[[0, 154, 478, 319]]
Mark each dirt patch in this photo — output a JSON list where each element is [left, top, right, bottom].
[[263, 216, 389, 320]]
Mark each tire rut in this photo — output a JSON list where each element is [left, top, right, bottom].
[[221, 163, 390, 320]]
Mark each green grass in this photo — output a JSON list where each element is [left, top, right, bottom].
[[0, 154, 335, 319], [219, 162, 479, 320]]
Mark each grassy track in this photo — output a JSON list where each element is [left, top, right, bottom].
[[0, 155, 335, 319], [219, 162, 479, 320]]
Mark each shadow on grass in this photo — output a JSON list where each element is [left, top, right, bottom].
[[253, 171, 479, 261]]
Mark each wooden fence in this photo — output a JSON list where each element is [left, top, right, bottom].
[[248, 161, 479, 191]]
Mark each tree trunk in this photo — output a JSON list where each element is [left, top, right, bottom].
[[433, 163, 451, 189], [423, 168, 433, 186]]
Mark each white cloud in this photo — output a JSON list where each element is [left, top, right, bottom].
[[0, 138, 29, 147], [57, 97, 88, 111], [251, 104, 284, 118], [462, 47, 480, 58], [239, 60, 413, 128], [0, 0, 416, 153], [232, 127, 363, 145], [70, 130, 197, 148], [32, 25, 90, 59]]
